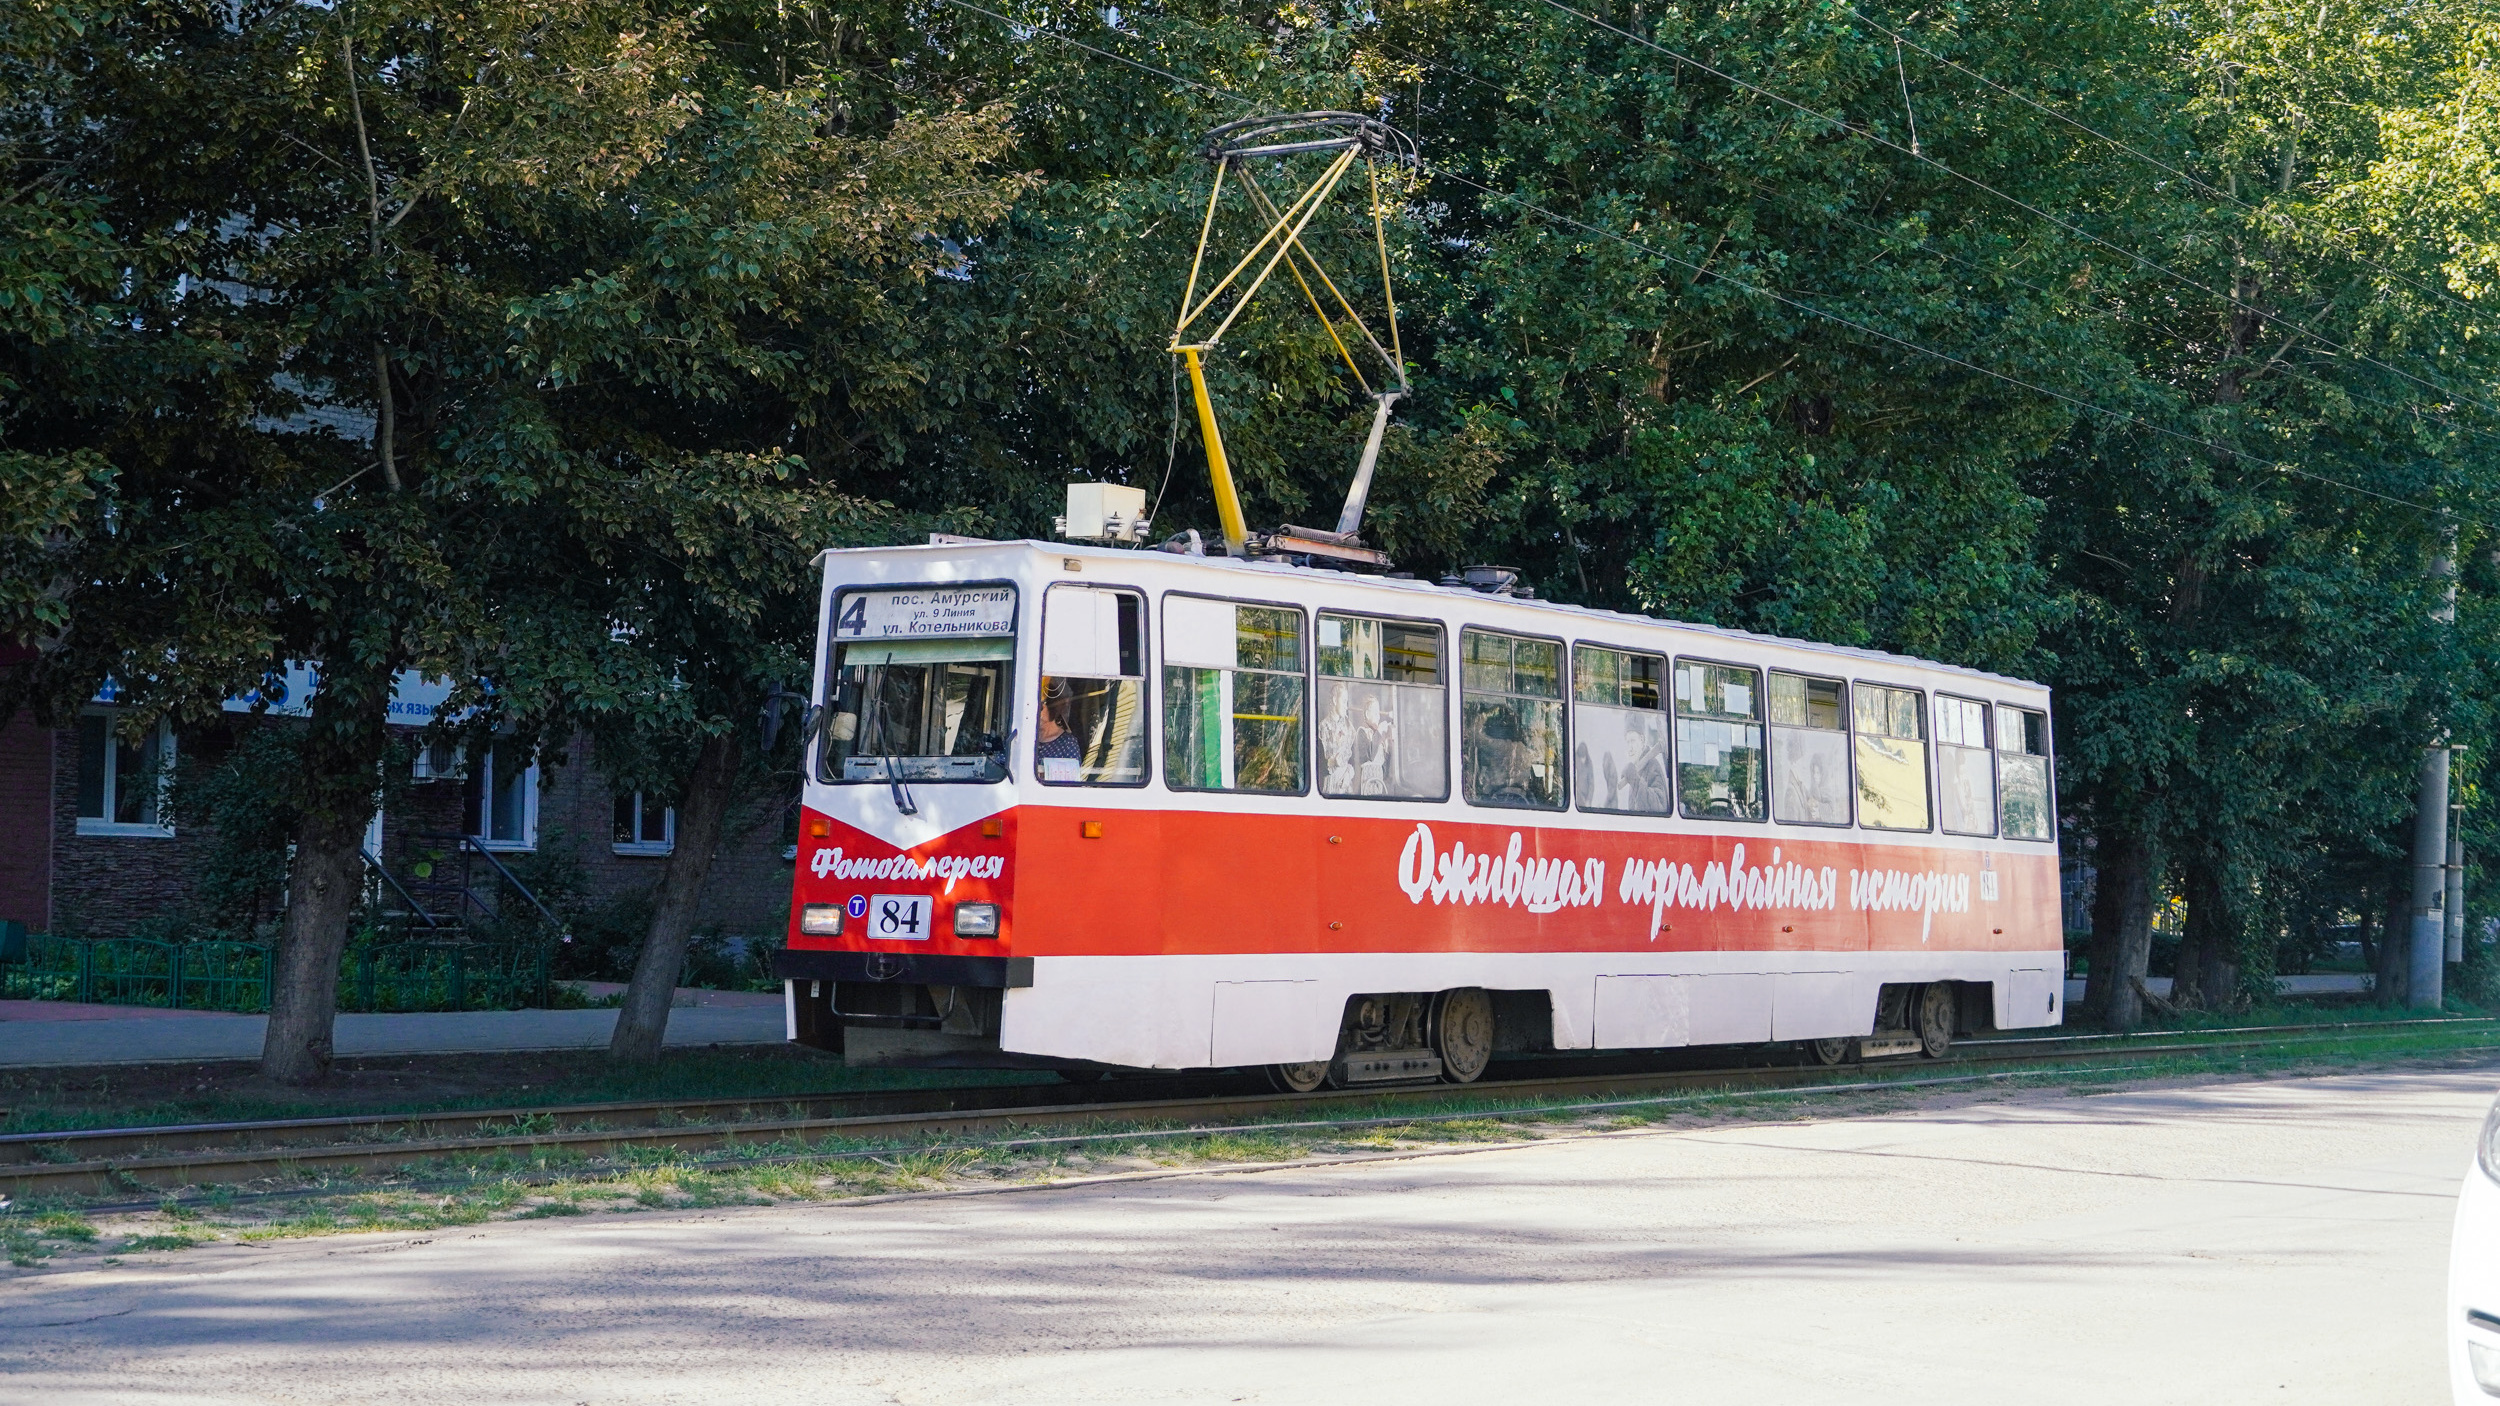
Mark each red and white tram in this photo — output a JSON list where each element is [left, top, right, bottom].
[[774, 539, 2062, 1088]]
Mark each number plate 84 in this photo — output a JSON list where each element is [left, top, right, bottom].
[[866, 895, 933, 941]]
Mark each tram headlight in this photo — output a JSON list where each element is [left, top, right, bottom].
[[798, 903, 844, 936], [2478, 1094, 2500, 1185], [953, 902, 1000, 938]]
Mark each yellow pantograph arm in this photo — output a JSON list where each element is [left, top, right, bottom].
[[1237, 164, 1397, 381], [1179, 346, 1251, 558], [1199, 147, 1362, 350], [1372, 160, 1405, 386], [1174, 145, 1360, 346], [1233, 172, 1369, 392], [1176, 160, 1226, 336]]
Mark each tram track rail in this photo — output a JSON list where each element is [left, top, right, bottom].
[[5, 1016, 2491, 1203]]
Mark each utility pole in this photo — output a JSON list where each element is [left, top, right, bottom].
[[2409, 529, 2460, 1009], [2448, 808, 2467, 964], [2410, 745, 2450, 1008]]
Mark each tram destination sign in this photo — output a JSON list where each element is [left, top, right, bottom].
[[837, 585, 1016, 639]]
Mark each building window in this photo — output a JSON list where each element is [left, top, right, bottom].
[[75, 714, 174, 837], [613, 792, 675, 856], [465, 740, 537, 851]]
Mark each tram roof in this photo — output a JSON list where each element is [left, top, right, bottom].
[[820, 538, 2051, 698]]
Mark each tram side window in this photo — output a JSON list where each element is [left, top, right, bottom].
[[1316, 614, 1447, 799], [1675, 660, 1765, 821], [1573, 645, 1671, 815], [1854, 684, 1931, 830], [1996, 705, 2054, 840], [1935, 695, 1996, 836], [1769, 672, 1849, 825], [1038, 586, 1148, 786], [1461, 629, 1565, 810], [1163, 597, 1307, 794]]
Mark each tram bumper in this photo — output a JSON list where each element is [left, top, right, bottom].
[[773, 950, 1034, 1066]]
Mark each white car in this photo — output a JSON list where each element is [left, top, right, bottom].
[[2452, 1093, 2500, 1400]]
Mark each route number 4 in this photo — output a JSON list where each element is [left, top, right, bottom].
[[867, 894, 931, 941]]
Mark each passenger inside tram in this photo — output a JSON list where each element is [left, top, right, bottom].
[[1035, 674, 1146, 784], [1036, 679, 1082, 766]]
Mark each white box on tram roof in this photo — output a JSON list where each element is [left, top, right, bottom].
[[1057, 483, 1150, 544]]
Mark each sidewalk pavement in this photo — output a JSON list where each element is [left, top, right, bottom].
[[2061, 972, 2370, 1004], [567, 983, 783, 1010], [0, 999, 786, 1068], [0, 1000, 245, 1023]]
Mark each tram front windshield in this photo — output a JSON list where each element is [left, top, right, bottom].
[[822, 638, 1012, 783]]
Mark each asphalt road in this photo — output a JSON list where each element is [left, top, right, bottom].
[[5, 1067, 2489, 1404]]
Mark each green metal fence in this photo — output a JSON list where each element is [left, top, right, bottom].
[[341, 940, 551, 1013], [0, 926, 549, 1013], [0, 930, 87, 1004]]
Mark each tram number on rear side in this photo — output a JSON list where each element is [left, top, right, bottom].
[[865, 894, 933, 941]]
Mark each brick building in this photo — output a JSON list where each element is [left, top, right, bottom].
[[0, 672, 796, 943]]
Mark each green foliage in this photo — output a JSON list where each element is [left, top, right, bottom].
[[2, 0, 2498, 1005], [165, 726, 306, 935]]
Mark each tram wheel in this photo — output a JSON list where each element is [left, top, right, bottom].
[[1916, 984, 1956, 1058], [1268, 1060, 1330, 1093], [1810, 1036, 1856, 1067], [1430, 987, 1496, 1084]]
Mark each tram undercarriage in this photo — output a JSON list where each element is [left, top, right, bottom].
[[787, 973, 2000, 1085]]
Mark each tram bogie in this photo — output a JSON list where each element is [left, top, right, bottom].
[[774, 539, 2063, 1082]]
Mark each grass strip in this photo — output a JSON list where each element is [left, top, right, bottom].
[[8, 1033, 2494, 1261]]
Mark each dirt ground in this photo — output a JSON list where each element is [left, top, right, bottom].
[[0, 1042, 900, 1132]]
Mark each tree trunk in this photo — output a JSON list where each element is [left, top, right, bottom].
[[260, 681, 391, 1085], [2086, 825, 2157, 1028], [260, 803, 370, 1083], [2378, 870, 2413, 1006], [2170, 870, 2209, 1011], [2174, 859, 2238, 1011], [2355, 894, 2378, 976], [609, 728, 744, 1062]]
